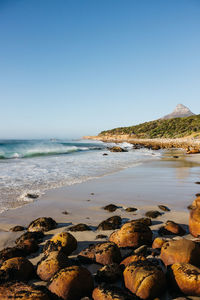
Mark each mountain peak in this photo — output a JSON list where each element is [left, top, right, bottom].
[[162, 104, 195, 120]]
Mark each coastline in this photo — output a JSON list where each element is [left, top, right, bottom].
[[84, 135, 200, 150]]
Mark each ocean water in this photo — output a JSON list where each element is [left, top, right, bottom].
[[0, 139, 160, 213]]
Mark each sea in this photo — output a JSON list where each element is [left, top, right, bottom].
[[0, 139, 160, 213]]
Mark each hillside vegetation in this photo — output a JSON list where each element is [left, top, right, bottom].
[[100, 115, 200, 139]]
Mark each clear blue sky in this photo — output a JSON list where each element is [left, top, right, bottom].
[[0, 0, 200, 139]]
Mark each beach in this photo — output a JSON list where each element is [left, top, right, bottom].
[[1, 150, 200, 296]]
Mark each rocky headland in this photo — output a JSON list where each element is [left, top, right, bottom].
[[84, 105, 200, 152]]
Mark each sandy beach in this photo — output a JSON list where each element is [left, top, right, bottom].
[[0, 150, 200, 298]]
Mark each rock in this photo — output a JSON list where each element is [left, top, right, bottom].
[[26, 193, 39, 199], [187, 149, 200, 154], [97, 216, 122, 231], [0, 282, 49, 299], [37, 251, 69, 281], [43, 232, 77, 256], [160, 239, 200, 266], [187, 204, 193, 210], [103, 153, 108, 156], [9, 225, 26, 232], [158, 220, 186, 236], [0, 247, 26, 264], [95, 263, 122, 283], [158, 205, 170, 212], [120, 254, 146, 267], [78, 242, 121, 265], [17, 238, 39, 255], [96, 235, 108, 240], [15, 231, 44, 244], [92, 285, 135, 300], [67, 223, 91, 231], [170, 263, 200, 296], [195, 182, 200, 184], [131, 217, 152, 226], [103, 204, 118, 212], [123, 261, 166, 299], [28, 217, 57, 232], [0, 257, 34, 281], [62, 211, 69, 215], [189, 208, 200, 237], [125, 207, 137, 212], [152, 237, 167, 249], [108, 146, 127, 152], [48, 266, 94, 300], [109, 222, 152, 248], [145, 210, 162, 218], [189, 196, 200, 209]]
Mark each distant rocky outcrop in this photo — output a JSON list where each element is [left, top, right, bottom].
[[162, 104, 195, 120]]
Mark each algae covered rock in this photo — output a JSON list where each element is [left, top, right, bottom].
[[95, 263, 122, 283], [158, 220, 186, 236], [160, 238, 200, 266], [0, 247, 26, 264], [17, 238, 39, 255], [123, 261, 166, 299], [145, 210, 162, 218], [170, 263, 200, 296], [158, 205, 170, 212], [92, 285, 136, 300], [16, 231, 44, 244], [67, 223, 91, 232], [103, 204, 119, 212], [120, 254, 146, 267], [9, 225, 26, 232], [43, 232, 77, 256], [125, 207, 137, 212], [28, 217, 57, 232], [0, 257, 34, 281], [189, 208, 200, 237], [48, 265, 94, 300], [78, 242, 121, 265], [97, 216, 122, 231], [0, 282, 49, 300], [37, 251, 69, 281], [109, 221, 152, 248]]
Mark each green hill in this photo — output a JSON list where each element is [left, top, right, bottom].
[[100, 115, 200, 139]]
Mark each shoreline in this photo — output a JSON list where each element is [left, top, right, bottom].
[[84, 135, 200, 150], [1, 150, 200, 225]]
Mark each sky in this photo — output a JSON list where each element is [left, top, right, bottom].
[[0, 0, 200, 139]]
